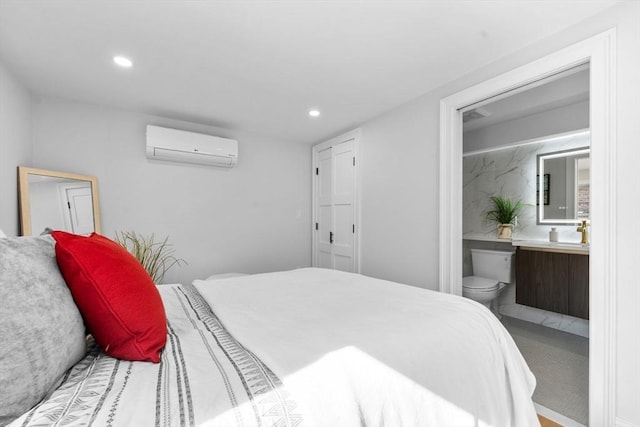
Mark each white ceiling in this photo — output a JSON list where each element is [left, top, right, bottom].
[[463, 66, 590, 132], [0, 1, 618, 144]]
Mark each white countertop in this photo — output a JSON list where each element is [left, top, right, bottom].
[[463, 233, 590, 254], [462, 233, 513, 243], [511, 239, 590, 255]]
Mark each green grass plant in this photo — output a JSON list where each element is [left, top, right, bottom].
[[114, 231, 186, 283], [485, 196, 523, 225]]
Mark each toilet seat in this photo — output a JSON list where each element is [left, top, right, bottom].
[[462, 276, 500, 291]]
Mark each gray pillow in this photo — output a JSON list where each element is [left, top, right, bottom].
[[0, 235, 86, 425]]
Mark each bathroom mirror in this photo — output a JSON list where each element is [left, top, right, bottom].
[[18, 166, 101, 236], [537, 147, 590, 225]]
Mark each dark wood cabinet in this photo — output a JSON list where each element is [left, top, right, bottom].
[[516, 248, 589, 320], [568, 254, 589, 319]]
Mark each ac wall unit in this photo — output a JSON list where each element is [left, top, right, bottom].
[[146, 125, 238, 167]]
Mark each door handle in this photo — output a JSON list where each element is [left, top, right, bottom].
[[329, 231, 334, 244]]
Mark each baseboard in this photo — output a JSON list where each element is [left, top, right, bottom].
[[534, 403, 585, 427], [534, 403, 639, 427], [616, 416, 639, 427]]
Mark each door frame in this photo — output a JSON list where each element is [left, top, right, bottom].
[[311, 128, 361, 273], [439, 29, 616, 425]]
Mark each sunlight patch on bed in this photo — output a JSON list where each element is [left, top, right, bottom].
[[284, 345, 493, 426], [203, 345, 493, 427]]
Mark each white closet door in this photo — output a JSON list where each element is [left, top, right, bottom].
[[317, 147, 334, 269], [331, 140, 355, 272], [312, 130, 360, 273]]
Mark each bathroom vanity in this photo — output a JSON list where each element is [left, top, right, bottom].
[[512, 241, 589, 320]]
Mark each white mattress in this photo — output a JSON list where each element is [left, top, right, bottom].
[[194, 268, 539, 427]]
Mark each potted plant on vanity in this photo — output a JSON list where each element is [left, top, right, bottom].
[[485, 195, 523, 239]]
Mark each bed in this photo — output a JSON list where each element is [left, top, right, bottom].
[[0, 234, 539, 427]]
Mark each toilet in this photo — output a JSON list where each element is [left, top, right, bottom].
[[463, 249, 515, 316]]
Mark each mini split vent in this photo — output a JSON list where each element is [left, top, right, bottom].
[[462, 107, 491, 123], [146, 125, 238, 167]]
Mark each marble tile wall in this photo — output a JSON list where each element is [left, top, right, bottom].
[[463, 131, 590, 242]]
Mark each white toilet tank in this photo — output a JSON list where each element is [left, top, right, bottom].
[[470, 249, 516, 284]]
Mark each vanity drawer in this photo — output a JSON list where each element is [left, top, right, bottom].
[[515, 248, 589, 320]]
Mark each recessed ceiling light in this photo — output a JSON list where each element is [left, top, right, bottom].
[[308, 109, 320, 118], [113, 56, 133, 68]]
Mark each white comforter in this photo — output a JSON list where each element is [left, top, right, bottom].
[[193, 268, 539, 427]]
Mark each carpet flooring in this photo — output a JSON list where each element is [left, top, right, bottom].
[[501, 316, 589, 426]]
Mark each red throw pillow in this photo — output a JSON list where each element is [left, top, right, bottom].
[[51, 231, 167, 363]]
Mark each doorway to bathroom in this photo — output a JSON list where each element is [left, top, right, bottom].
[[438, 30, 617, 427], [460, 65, 590, 425]]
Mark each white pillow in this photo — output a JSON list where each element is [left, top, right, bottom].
[[0, 229, 7, 238]]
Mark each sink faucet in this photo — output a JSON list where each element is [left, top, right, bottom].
[[577, 220, 589, 245]]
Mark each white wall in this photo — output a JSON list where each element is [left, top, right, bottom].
[[358, 2, 639, 425], [29, 181, 67, 233], [359, 98, 440, 288], [464, 99, 589, 152], [29, 97, 312, 284], [0, 62, 32, 236]]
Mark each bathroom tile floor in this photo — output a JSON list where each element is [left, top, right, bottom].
[[501, 316, 589, 426]]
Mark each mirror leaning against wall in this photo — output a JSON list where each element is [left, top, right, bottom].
[[18, 166, 101, 236]]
